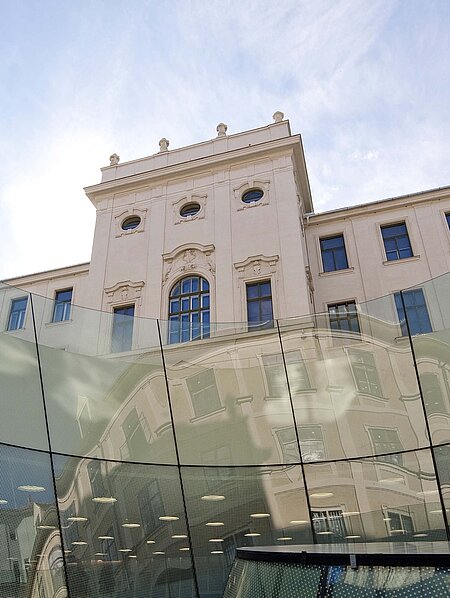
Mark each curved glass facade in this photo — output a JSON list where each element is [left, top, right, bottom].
[[1, 273, 450, 596]]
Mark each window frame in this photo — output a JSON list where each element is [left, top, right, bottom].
[[327, 300, 360, 334], [111, 304, 135, 353], [186, 368, 222, 419], [380, 221, 414, 262], [262, 351, 311, 398], [368, 427, 403, 466], [394, 288, 432, 336], [52, 288, 73, 323], [246, 279, 274, 331], [348, 350, 383, 398], [168, 275, 210, 344], [7, 296, 28, 331], [319, 234, 349, 273]]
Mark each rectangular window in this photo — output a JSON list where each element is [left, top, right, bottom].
[[263, 352, 311, 397], [320, 235, 349, 272], [386, 511, 414, 535], [87, 460, 107, 499], [111, 305, 135, 352], [328, 301, 360, 333], [369, 428, 403, 466], [121, 408, 151, 459], [276, 426, 325, 463], [52, 288, 72, 322], [246, 280, 273, 330], [138, 480, 164, 536], [421, 373, 446, 415], [381, 222, 413, 261], [7, 297, 28, 331], [349, 351, 382, 397], [187, 369, 221, 418], [312, 509, 346, 538], [394, 289, 432, 336]]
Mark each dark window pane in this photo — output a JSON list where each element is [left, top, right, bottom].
[[53, 289, 73, 323], [168, 276, 210, 343], [381, 223, 413, 261], [394, 289, 431, 336], [8, 297, 28, 331], [111, 305, 134, 352], [320, 235, 348, 272]]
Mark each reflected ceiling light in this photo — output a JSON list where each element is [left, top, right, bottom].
[[159, 515, 179, 522], [289, 520, 308, 525], [92, 497, 117, 504], [414, 533, 428, 538], [206, 522, 224, 527], [310, 492, 334, 499], [0, 499, 8, 505], [211, 550, 224, 554], [146, 540, 156, 544], [179, 547, 190, 551], [67, 516, 88, 522], [95, 553, 106, 556], [201, 495, 225, 501], [383, 517, 392, 521], [390, 529, 405, 534], [98, 536, 114, 540], [429, 510, 444, 514], [64, 550, 72, 554], [18, 485, 45, 492], [8, 557, 19, 560], [129, 555, 137, 559], [118, 548, 132, 552], [317, 531, 333, 535], [342, 511, 360, 517], [345, 535, 361, 539], [209, 539, 224, 542], [37, 525, 56, 530], [72, 541, 87, 545], [277, 537, 292, 541], [122, 522, 140, 528], [172, 534, 188, 539], [250, 513, 270, 519], [153, 551, 165, 555], [244, 533, 260, 537]]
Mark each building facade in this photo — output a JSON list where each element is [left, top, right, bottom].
[[1, 116, 450, 597]]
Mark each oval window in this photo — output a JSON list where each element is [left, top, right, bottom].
[[121, 216, 141, 231], [180, 202, 201, 217], [242, 189, 264, 204]]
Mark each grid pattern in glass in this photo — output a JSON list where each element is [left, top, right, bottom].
[[169, 276, 210, 343]]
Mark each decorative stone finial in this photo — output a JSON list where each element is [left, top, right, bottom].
[[272, 111, 284, 123], [109, 153, 120, 166], [159, 138, 170, 152], [216, 123, 228, 137]]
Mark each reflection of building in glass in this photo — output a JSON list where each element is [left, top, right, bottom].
[[1, 115, 450, 596]]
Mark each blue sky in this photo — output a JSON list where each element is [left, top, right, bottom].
[[0, 0, 449, 279]]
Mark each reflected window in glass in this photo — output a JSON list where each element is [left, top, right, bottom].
[[246, 280, 273, 330], [369, 428, 403, 466], [111, 305, 134, 352], [187, 369, 221, 418], [168, 275, 210, 343], [263, 352, 310, 397], [421, 373, 446, 415], [349, 351, 382, 397], [328, 301, 360, 333], [121, 408, 151, 460], [394, 289, 432, 336], [320, 235, 348, 272], [52, 288, 72, 322], [88, 460, 106, 498], [7, 297, 28, 331], [312, 509, 346, 538], [138, 480, 164, 536], [386, 511, 414, 535], [381, 222, 413, 261]]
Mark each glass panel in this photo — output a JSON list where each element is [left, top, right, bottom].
[[279, 306, 427, 462], [0, 443, 65, 598], [31, 294, 177, 464], [0, 284, 48, 450], [182, 465, 312, 596], [53, 455, 196, 597], [161, 327, 298, 465], [305, 448, 446, 543], [406, 273, 450, 445]]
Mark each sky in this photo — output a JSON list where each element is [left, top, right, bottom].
[[0, 0, 449, 280]]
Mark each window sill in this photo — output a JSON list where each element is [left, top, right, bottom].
[[264, 389, 316, 401], [382, 255, 420, 266], [189, 406, 226, 423], [319, 267, 354, 277], [45, 319, 73, 328]]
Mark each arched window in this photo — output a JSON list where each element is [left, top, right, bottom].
[[168, 276, 210, 343]]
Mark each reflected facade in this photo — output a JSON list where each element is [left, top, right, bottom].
[[1, 275, 450, 596]]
